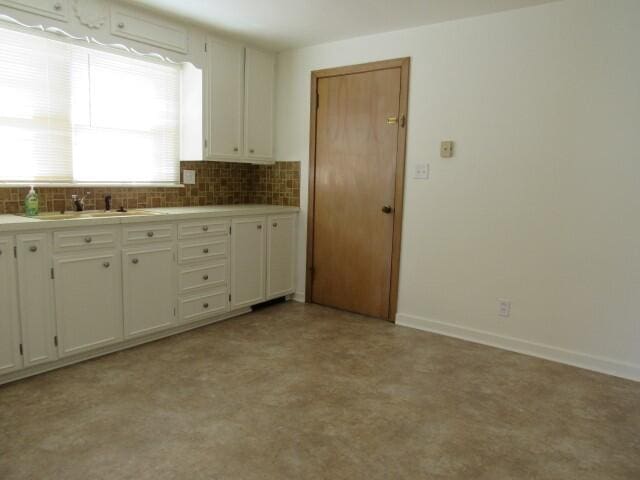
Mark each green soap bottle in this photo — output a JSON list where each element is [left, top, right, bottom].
[[24, 186, 39, 217]]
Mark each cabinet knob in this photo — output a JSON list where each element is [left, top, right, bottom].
[[132, 258, 139, 264], [233, 147, 239, 152], [203, 274, 209, 281], [273, 222, 278, 228], [0, 250, 2, 256], [202, 225, 209, 232], [53, 2, 62, 11], [203, 303, 209, 309], [118, 22, 125, 29], [103, 262, 110, 268], [29, 246, 38, 253], [249, 149, 255, 154], [84, 236, 93, 243], [203, 248, 209, 254], [147, 231, 154, 238], [257, 225, 262, 230]]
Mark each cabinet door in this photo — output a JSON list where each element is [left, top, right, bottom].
[[244, 48, 275, 161], [123, 245, 176, 338], [0, 237, 22, 374], [53, 251, 123, 357], [206, 38, 245, 159], [231, 217, 266, 309], [266, 214, 297, 299], [16, 234, 57, 366]]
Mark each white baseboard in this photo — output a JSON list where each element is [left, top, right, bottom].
[[293, 291, 306, 303], [396, 313, 640, 382]]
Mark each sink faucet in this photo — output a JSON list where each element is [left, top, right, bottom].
[[71, 192, 91, 212]]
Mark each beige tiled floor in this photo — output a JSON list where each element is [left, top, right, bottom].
[[1, 302, 639, 479]]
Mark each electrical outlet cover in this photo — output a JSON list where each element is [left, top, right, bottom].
[[414, 163, 429, 179], [183, 169, 196, 185]]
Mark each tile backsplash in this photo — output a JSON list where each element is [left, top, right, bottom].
[[0, 161, 300, 214]]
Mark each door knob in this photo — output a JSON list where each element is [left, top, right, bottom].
[[381, 205, 393, 214]]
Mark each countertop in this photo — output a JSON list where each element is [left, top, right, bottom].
[[0, 205, 300, 233]]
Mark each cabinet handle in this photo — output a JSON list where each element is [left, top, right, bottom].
[[203, 303, 209, 309], [103, 262, 110, 268], [147, 231, 154, 238], [29, 246, 38, 253], [132, 258, 139, 264], [202, 225, 209, 232], [84, 236, 93, 243], [273, 222, 278, 228], [118, 22, 125, 29], [53, 2, 62, 11], [203, 248, 209, 254], [0, 250, 2, 256], [203, 274, 209, 281]]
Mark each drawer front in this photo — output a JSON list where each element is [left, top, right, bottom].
[[179, 238, 228, 264], [54, 228, 118, 251], [179, 261, 227, 294], [179, 288, 229, 323], [124, 224, 176, 244], [178, 220, 230, 240]]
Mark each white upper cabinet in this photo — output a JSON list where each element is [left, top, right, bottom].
[[0, 0, 69, 21], [244, 47, 275, 161], [205, 39, 275, 164], [0, 237, 22, 375], [205, 39, 245, 160], [110, 5, 189, 54]]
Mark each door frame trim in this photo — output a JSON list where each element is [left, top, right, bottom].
[[305, 57, 411, 322]]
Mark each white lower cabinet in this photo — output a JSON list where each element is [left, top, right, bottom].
[[231, 216, 266, 309], [53, 251, 123, 357], [123, 244, 177, 338], [1, 209, 298, 384], [0, 237, 22, 374], [266, 214, 297, 299], [16, 233, 57, 367]]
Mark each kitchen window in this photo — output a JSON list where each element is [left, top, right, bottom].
[[0, 26, 182, 185]]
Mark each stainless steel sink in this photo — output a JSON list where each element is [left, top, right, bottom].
[[25, 210, 163, 221]]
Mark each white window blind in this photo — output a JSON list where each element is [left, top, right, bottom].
[[0, 26, 180, 185]]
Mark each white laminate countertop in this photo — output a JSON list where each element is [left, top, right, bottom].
[[0, 205, 300, 233]]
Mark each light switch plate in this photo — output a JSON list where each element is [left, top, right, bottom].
[[183, 169, 196, 185], [440, 140, 454, 158], [414, 163, 429, 179]]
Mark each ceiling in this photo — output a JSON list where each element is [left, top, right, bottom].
[[129, 0, 560, 52]]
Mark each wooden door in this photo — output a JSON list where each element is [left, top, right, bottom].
[[230, 216, 266, 309], [308, 59, 409, 320], [53, 251, 123, 357], [0, 237, 22, 374], [244, 47, 275, 161], [16, 233, 57, 366], [266, 214, 297, 299], [122, 245, 176, 338]]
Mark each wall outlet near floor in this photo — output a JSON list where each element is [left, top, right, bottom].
[[414, 163, 429, 179], [183, 169, 196, 185], [498, 299, 511, 317]]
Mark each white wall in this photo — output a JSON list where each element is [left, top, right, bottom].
[[275, 0, 640, 380]]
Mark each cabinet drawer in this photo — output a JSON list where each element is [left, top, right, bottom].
[[179, 261, 227, 294], [179, 288, 228, 323], [123, 224, 176, 244], [178, 219, 230, 240], [110, 6, 188, 54], [178, 238, 228, 264], [54, 228, 118, 251]]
